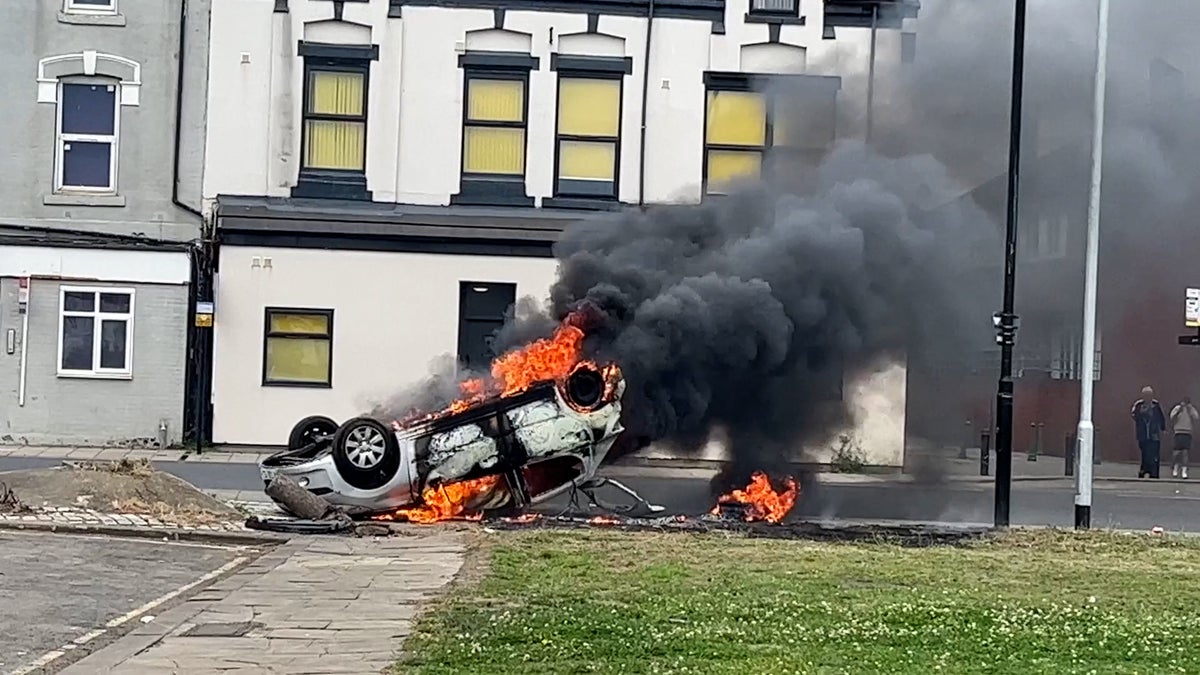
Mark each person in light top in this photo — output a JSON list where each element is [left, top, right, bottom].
[[1169, 396, 1199, 479]]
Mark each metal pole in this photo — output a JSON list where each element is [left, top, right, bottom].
[[1075, 0, 1109, 531], [981, 427, 992, 476], [994, 0, 1028, 528], [865, 3, 879, 144]]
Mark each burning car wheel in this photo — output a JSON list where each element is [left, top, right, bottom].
[[331, 417, 401, 490], [287, 415, 339, 450]]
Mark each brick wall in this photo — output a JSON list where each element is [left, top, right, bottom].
[[0, 277, 189, 446]]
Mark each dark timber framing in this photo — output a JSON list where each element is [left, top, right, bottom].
[[292, 41, 380, 202], [261, 307, 335, 388], [452, 51, 540, 207], [544, 55, 632, 211]]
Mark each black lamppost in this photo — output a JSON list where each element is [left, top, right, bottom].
[[993, 0, 1028, 528]]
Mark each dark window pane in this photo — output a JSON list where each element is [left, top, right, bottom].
[[62, 316, 94, 370], [99, 293, 131, 313], [62, 141, 112, 188], [61, 84, 116, 135], [100, 319, 127, 369], [63, 291, 95, 312], [72, 0, 115, 5]]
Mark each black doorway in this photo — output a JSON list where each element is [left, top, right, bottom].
[[457, 281, 516, 370]]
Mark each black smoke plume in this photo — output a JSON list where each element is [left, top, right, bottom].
[[493, 142, 996, 492]]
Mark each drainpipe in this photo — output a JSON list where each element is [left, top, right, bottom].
[[636, 0, 655, 206], [172, 0, 203, 220]]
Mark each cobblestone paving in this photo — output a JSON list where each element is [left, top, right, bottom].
[[0, 506, 247, 533], [60, 532, 467, 674]]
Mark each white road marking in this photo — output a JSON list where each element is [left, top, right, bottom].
[[9, 555, 248, 675]]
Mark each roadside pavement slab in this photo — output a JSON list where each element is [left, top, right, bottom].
[[61, 532, 468, 673], [0, 530, 257, 675]]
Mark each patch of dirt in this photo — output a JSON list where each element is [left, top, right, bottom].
[[0, 460, 240, 523]]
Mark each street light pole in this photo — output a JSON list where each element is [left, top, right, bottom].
[[865, 2, 879, 144], [994, 0, 1028, 528], [1075, 0, 1110, 530]]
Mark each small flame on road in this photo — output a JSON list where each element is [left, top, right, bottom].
[[587, 515, 621, 526], [710, 471, 800, 524]]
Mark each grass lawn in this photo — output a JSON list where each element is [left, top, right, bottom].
[[397, 528, 1200, 674]]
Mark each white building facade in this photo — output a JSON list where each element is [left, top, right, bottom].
[[203, 0, 908, 465]]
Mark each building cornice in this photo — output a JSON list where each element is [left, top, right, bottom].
[[389, 0, 725, 24]]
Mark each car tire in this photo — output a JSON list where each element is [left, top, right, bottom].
[[331, 417, 402, 490], [287, 415, 340, 450]]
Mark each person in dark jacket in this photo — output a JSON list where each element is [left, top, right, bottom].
[[1131, 386, 1167, 478]]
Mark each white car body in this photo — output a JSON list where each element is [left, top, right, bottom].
[[260, 369, 626, 516]]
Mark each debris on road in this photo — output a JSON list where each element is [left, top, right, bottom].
[[0, 481, 30, 514], [243, 475, 354, 534]]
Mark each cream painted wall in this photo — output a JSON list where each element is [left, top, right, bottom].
[[203, 0, 846, 209], [211, 246, 559, 445]]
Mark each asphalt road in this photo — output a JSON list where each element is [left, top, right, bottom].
[[0, 530, 246, 674], [3, 456, 1200, 532]]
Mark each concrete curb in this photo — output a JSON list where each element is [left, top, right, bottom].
[[0, 519, 291, 546]]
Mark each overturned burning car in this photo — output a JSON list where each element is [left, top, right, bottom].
[[258, 317, 653, 521]]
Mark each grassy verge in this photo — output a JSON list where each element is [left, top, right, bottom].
[[397, 528, 1200, 674]]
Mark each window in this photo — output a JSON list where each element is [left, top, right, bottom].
[[263, 308, 333, 387], [555, 76, 622, 198], [453, 52, 539, 206], [702, 73, 841, 194], [56, 81, 119, 193], [64, 0, 117, 13], [58, 287, 134, 378], [302, 65, 367, 174], [462, 74, 528, 185], [704, 88, 768, 194], [750, 0, 797, 14], [293, 41, 377, 201]]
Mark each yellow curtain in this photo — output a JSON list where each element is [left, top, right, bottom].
[[464, 127, 525, 175], [266, 337, 331, 383], [468, 79, 525, 122], [559, 140, 615, 181], [558, 78, 620, 138], [706, 90, 766, 147], [707, 149, 762, 192], [305, 120, 365, 170], [309, 71, 364, 116], [269, 312, 329, 335]]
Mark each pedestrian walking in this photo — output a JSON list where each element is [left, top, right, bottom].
[[1131, 386, 1167, 479], [1169, 396, 1199, 478]]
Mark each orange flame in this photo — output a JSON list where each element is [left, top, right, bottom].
[[375, 475, 503, 524], [502, 513, 542, 524], [587, 515, 621, 526], [709, 471, 799, 524], [400, 318, 592, 426]]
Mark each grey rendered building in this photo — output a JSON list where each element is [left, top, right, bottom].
[[0, 0, 210, 447]]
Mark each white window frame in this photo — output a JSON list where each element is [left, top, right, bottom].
[[55, 79, 121, 194], [57, 285, 135, 380], [63, 0, 118, 15]]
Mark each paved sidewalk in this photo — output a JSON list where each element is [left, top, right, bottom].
[[0, 445, 266, 464], [60, 532, 467, 674]]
